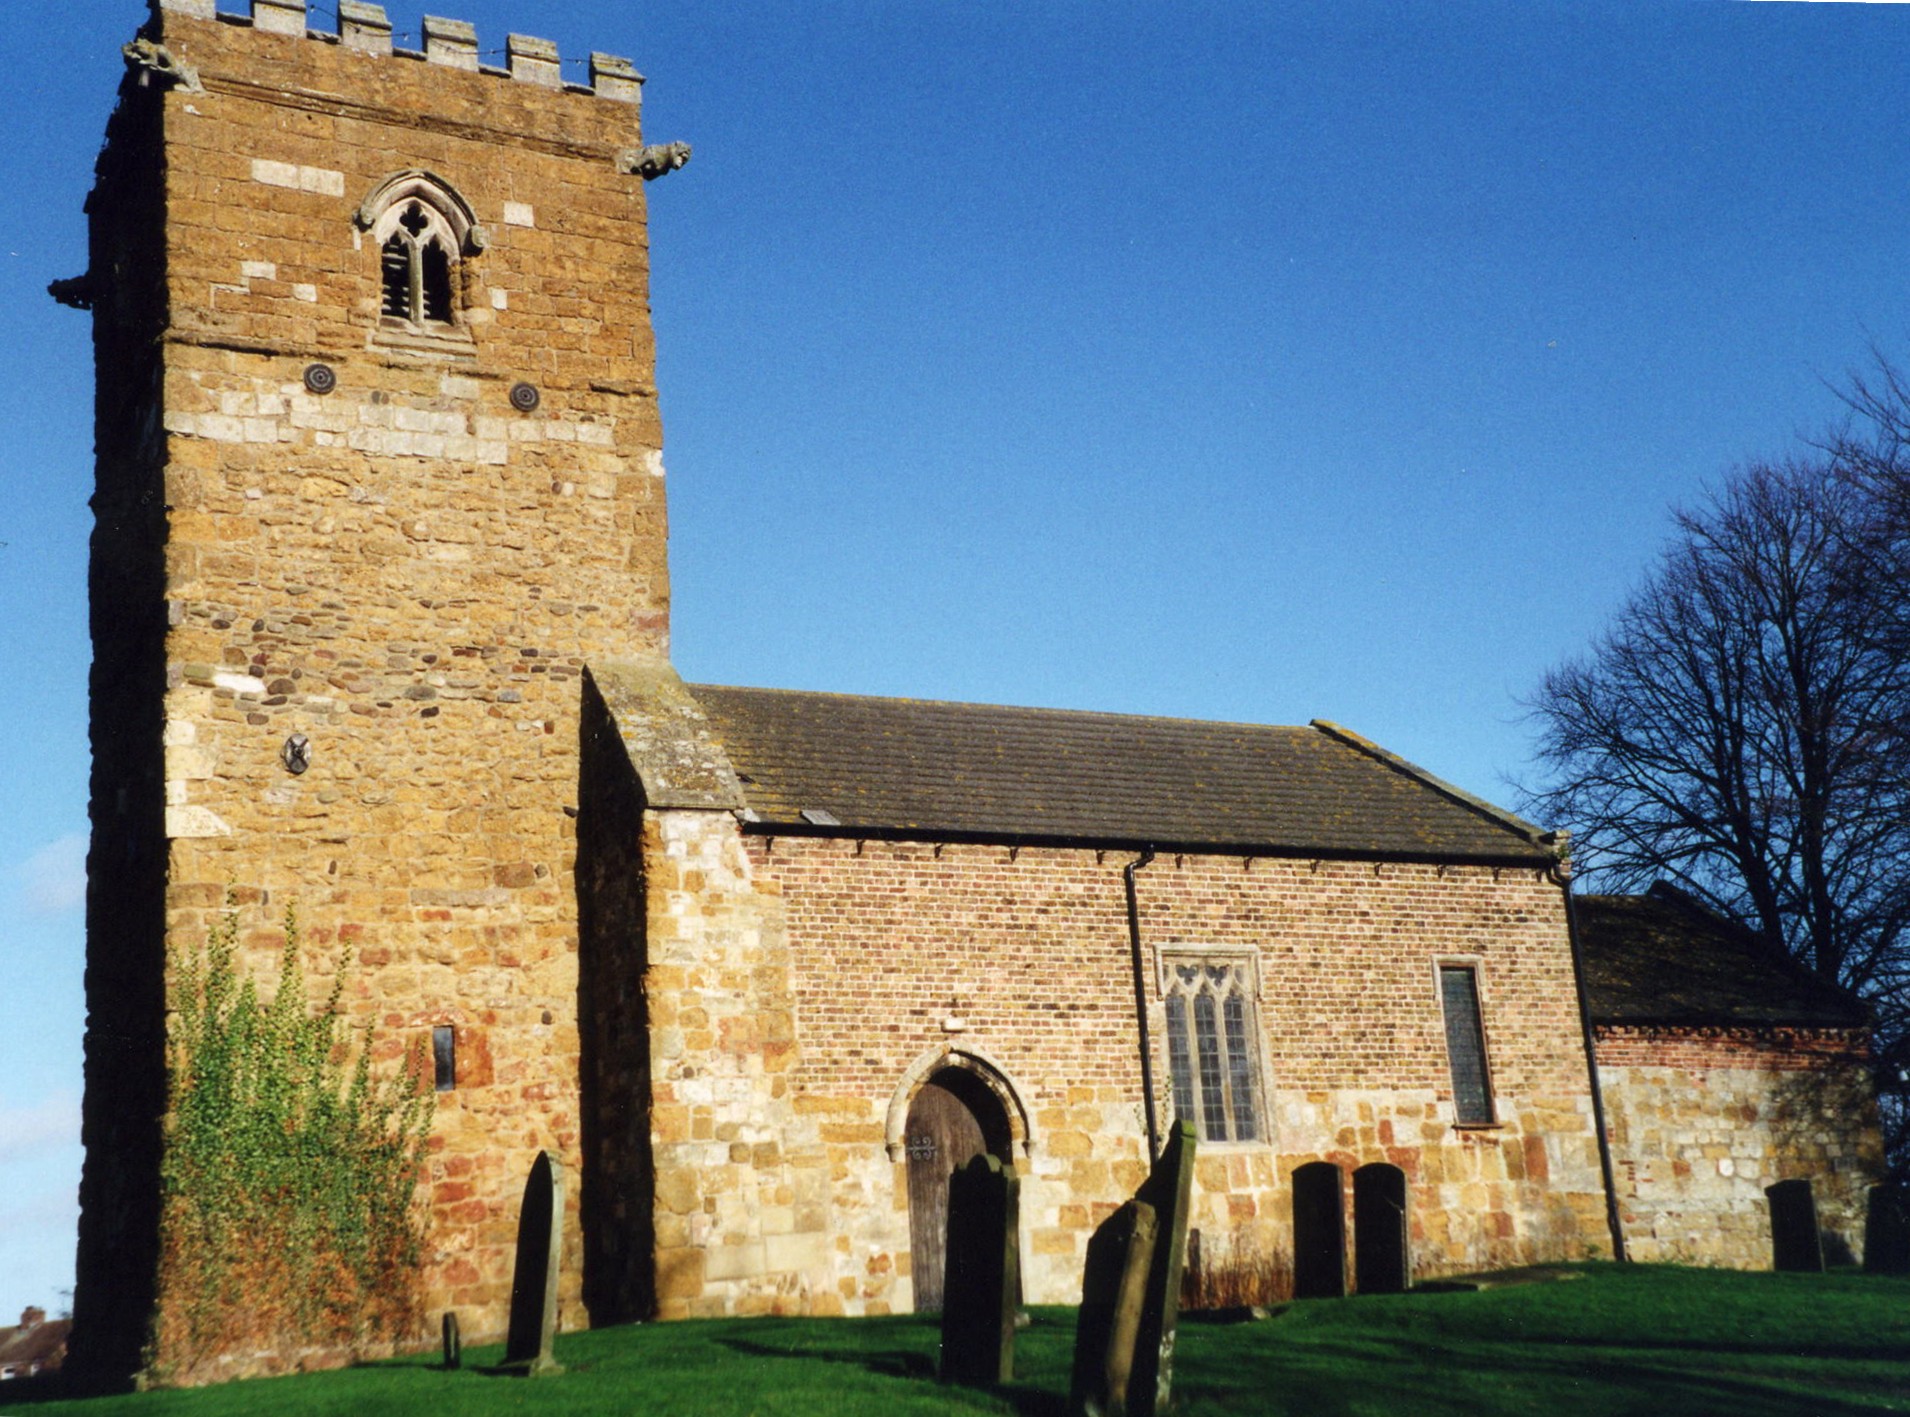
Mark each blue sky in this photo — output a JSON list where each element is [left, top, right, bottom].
[[3, 0, 1908, 1319]]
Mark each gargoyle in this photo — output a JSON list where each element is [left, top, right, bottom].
[[617, 142, 693, 181], [122, 37, 202, 93]]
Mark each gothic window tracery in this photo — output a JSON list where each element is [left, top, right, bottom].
[[355, 170, 486, 340], [1162, 955, 1264, 1143]]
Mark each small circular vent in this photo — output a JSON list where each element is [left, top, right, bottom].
[[509, 381, 541, 412], [302, 363, 337, 395]]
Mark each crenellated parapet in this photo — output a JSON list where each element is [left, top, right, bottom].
[[152, 0, 645, 105]]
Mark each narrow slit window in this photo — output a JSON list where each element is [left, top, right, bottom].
[[1161, 955, 1264, 1143], [432, 1025, 456, 1093], [1438, 965, 1494, 1125]]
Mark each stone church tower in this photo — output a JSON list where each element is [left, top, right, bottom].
[[70, 0, 672, 1379]]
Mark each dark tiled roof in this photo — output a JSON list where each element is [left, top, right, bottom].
[[684, 684, 1555, 862], [1577, 885, 1869, 1028], [0, 1315, 68, 1376]]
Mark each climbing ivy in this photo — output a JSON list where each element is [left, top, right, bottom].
[[153, 901, 434, 1380]]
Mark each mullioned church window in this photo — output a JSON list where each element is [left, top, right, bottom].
[[354, 170, 488, 341], [1162, 956, 1264, 1143]]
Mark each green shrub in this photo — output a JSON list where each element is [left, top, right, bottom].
[[153, 901, 434, 1381]]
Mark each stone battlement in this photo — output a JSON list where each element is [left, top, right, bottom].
[[155, 0, 644, 103]]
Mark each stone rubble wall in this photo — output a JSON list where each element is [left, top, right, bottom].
[[646, 833, 1613, 1316], [79, 0, 666, 1381], [1596, 1026, 1883, 1267]]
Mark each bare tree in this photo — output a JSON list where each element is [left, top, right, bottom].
[[1522, 454, 1910, 1156]]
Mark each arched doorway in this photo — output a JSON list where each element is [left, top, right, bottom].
[[905, 1066, 1013, 1313]]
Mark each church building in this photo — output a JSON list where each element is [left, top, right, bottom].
[[63, 0, 1881, 1385]]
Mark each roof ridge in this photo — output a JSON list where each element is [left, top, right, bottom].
[[1308, 720, 1553, 848], [686, 682, 1315, 734]]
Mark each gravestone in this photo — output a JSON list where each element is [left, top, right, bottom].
[[502, 1149, 566, 1375], [1128, 1121, 1197, 1417], [941, 1154, 1021, 1386], [1766, 1178, 1825, 1273], [1292, 1161, 1347, 1298], [1864, 1183, 1910, 1276], [441, 1310, 461, 1370], [1069, 1199, 1159, 1417], [1353, 1163, 1409, 1295]]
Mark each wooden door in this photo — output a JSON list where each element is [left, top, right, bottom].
[[905, 1076, 988, 1313]]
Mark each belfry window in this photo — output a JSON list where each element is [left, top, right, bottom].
[[381, 202, 456, 326], [1162, 955, 1263, 1143], [355, 170, 487, 340]]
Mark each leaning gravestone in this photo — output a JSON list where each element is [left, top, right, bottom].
[[441, 1310, 461, 1370], [1127, 1121, 1197, 1417], [1070, 1120, 1198, 1417], [1069, 1199, 1159, 1417], [502, 1149, 566, 1375], [1864, 1183, 1910, 1276], [1766, 1178, 1825, 1274], [941, 1154, 1021, 1385]]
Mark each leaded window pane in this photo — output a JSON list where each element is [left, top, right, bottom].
[[1163, 955, 1266, 1143], [1193, 991, 1229, 1140], [1439, 965, 1494, 1125], [1224, 992, 1257, 1141], [1165, 993, 1196, 1121]]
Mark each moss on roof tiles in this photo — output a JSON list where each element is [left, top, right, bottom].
[[1576, 885, 1869, 1028], [685, 684, 1554, 863]]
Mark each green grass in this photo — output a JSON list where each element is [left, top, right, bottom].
[[8, 1265, 1909, 1416]]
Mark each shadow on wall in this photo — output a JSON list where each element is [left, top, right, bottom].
[[1762, 1062, 1881, 1266], [576, 672, 657, 1324]]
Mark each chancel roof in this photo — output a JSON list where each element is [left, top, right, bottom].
[[1576, 884, 1870, 1029], [682, 683, 1556, 863]]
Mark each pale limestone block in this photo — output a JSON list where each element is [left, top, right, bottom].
[[242, 418, 282, 443], [163, 412, 198, 436], [644, 449, 667, 478], [491, 289, 510, 310], [703, 1242, 766, 1284], [213, 672, 267, 694], [764, 1232, 829, 1274], [166, 745, 216, 780], [251, 158, 301, 189], [196, 414, 245, 443], [162, 719, 197, 747], [241, 260, 278, 280], [167, 804, 233, 838], [504, 202, 536, 227], [293, 284, 318, 302], [441, 375, 481, 401], [252, 0, 307, 36], [578, 424, 616, 447], [478, 442, 509, 465], [299, 166, 346, 196]]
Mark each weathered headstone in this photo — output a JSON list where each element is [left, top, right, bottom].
[[941, 1154, 1021, 1386], [1069, 1199, 1159, 1417], [1766, 1178, 1825, 1274], [1128, 1120, 1197, 1417], [502, 1149, 565, 1375], [1864, 1183, 1910, 1275], [1353, 1162, 1409, 1295], [1292, 1161, 1347, 1298], [441, 1310, 461, 1370]]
